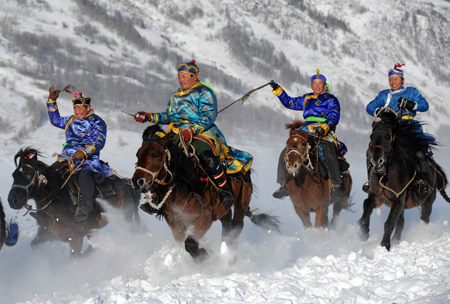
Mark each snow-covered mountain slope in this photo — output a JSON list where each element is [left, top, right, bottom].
[[0, 0, 449, 148]]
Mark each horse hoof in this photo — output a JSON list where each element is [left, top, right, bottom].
[[380, 241, 391, 252], [358, 231, 369, 242], [193, 248, 210, 263]]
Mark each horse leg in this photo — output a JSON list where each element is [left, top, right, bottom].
[[314, 207, 328, 228], [68, 236, 84, 259], [185, 235, 209, 263], [420, 191, 436, 224], [220, 209, 234, 245], [381, 196, 406, 251], [358, 193, 376, 241], [392, 210, 405, 241], [31, 225, 54, 247], [294, 206, 312, 228]]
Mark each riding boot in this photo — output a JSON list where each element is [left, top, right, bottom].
[[140, 192, 160, 215], [198, 150, 234, 206], [322, 141, 343, 203], [75, 170, 95, 222], [273, 147, 289, 199], [416, 151, 431, 193]]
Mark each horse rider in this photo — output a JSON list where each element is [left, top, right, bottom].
[[363, 63, 436, 193], [270, 69, 347, 203], [47, 87, 114, 221], [134, 59, 253, 208]]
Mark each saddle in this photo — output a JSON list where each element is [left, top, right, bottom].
[[59, 167, 117, 206]]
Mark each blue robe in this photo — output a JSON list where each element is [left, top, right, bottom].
[[147, 81, 253, 174], [46, 100, 114, 176]]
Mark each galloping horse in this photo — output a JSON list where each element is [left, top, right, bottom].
[[358, 109, 450, 251], [284, 120, 352, 228], [132, 125, 280, 262], [8, 147, 141, 257]]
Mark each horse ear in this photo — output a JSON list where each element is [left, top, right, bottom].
[[160, 134, 171, 147]]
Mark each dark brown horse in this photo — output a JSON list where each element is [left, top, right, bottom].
[[284, 120, 352, 228], [358, 109, 450, 251], [132, 125, 280, 262], [7, 147, 141, 258]]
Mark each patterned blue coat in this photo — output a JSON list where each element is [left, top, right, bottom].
[[366, 86, 428, 119], [273, 86, 347, 156], [46, 100, 114, 176], [273, 87, 340, 131], [147, 81, 253, 173]]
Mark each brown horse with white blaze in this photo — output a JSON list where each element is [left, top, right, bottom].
[[284, 120, 352, 228], [132, 125, 280, 262]]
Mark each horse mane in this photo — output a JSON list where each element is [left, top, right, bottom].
[[142, 124, 166, 142], [141, 125, 203, 195], [394, 120, 436, 155], [286, 120, 307, 130], [15, 147, 62, 190]]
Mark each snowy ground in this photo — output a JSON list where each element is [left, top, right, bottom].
[[1, 124, 450, 303]]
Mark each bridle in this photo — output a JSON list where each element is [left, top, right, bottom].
[[11, 163, 53, 213], [135, 146, 174, 190], [368, 125, 395, 168], [285, 133, 314, 171]]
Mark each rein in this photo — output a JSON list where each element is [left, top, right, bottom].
[[285, 133, 314, 171], [135, 147, 174, 188], [378, 170, 417, 198]]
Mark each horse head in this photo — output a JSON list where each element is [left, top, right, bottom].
[[8, 148, 46, 209], [368, 108, 397, 175], [284, 121, 312, 177], [133, 125, 173, 193]]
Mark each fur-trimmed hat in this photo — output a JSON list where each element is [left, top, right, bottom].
[[177, 59, 199, 76], [72, 91, 91, 107], [310, 69, 327, 83], [388, 63, 405, 78]]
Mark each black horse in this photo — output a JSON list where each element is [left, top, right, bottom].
[[8, 147, 141, 257], [358, 109, 450, 251]]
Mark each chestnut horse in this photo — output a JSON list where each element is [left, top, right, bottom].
[[284, 121, 352, 228], [358, 109, 450, 251], [8, 147, 141, 258], [132, 125, 280, 262]]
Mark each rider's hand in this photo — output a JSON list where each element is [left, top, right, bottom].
[[134, 111, 151, 123], [48, 86, 60, 101], [72, 149, 87, 160], [314, 124, 328, 137], [399, 97, 416, 111], [269, 80, 280, 90], [181, 127, 194, 142]]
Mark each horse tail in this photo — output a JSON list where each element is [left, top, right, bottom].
[[245, 207, 281, 232], [433, 161, 450, 204], [0, 199, 6, 249]]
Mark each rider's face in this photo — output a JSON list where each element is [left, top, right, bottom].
[[73, 105, 91, 119], [178, 72, 198, 91], [310, 79, 326, 95], [389, 76, 404, 91]]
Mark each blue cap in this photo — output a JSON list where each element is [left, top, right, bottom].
[[388, 63, 405, 78], [310, 69, 327, 83], [177, 59, 199, 76]]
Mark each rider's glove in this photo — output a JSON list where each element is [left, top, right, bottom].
[[134, 111, 152, 123], [399, 97, 416, 111], [181, 127, 195, 142], [314, 124, 329, 138], [72, 148, 87, 160], [269, 80, 280, 90], [48, 86, 60, 101]]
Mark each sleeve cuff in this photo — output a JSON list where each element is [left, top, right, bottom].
[[272, 86, 284, 96]]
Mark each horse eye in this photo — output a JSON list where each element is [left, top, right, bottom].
[[151, 152, 162, 158]]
